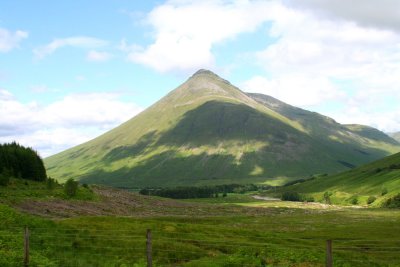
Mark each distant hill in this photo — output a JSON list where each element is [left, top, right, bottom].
[[45, 70, 400, 188], [282, 152, 400, 205], [389, 132, 400, 142]]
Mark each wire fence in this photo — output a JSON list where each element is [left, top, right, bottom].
[[0, 225, 397, 267]]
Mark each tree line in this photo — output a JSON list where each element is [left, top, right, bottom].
[[0, 142, 47, 184], [139, 184, 260, 199]]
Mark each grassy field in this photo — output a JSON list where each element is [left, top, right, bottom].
[[1, 182, 400, 266]]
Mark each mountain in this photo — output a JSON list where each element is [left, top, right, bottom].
[[281, 151, 400, 205], [389, 132, 400, 142], [45, 70, 400, 188]]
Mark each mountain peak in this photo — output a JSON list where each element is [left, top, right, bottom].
[[189, 69, 232, 88], [45, 69, 400, 188], [192, 69, 218, 77]]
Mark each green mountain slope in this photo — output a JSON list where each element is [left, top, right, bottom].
[[282, 152, 400, 205], [45, 70, 400, 188], [247, 93, 398, 148]]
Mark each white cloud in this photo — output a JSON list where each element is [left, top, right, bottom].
[[0, 128, 96, 158], [237, 1, 400, 132], [87, 50, 113, 62], [0, 89, 14, 100], [118, 39, 142, 53], [42, 93, 141, 128], [128, 0, 274, 73], [256, 9, 400, 79], [242, 75, 345, 107], [284, 0, 400, 33], [34, 36, 108, 59], [326, 106, 400, 134], [0, 90, 143, 157], [0, 27, 28, 52]]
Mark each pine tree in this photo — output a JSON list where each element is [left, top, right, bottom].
[[0, 142, 47, 182]]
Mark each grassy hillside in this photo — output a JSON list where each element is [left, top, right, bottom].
[[279, 152, 400, 205], [45, 70, 400, 188], [0, 178, 96, 204], [1, 179, 400, 266]]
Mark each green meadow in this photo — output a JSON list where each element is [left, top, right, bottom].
[[1, 181, 399, 267]]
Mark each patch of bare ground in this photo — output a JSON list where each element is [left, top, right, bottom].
[[16, 186, 280, 218]]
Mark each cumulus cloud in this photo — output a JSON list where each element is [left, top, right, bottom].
[[0, 128, 96, 158], [87, 50, 113, 62], [0, 89, 14, 100], [256, 4, 400, 78], [326, 106, 400, 133], [0, 90, 143, 157], [42, 93, 141, 128], [0, 27, 28, 52], [284, 0, 400, 33], [242, 75, 345, 107], [34, 36, 108, 59], [236, 1, 400, 132], [128, 0, 274, 73]]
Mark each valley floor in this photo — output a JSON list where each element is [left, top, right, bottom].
[[1, 186, 400, 266]]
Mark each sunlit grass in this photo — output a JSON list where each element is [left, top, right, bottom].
[[1, 183, 400, 266]]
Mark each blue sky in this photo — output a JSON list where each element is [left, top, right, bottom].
[[1, 0, 400, 156]]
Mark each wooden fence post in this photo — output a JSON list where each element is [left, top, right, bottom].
[[146, 229, 152, 267], [24, 226, 30, 267], [326, 239, 332, 267]]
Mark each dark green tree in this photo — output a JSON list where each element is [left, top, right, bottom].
[[0, 142, 47, 181], [64, 178, 78, 197], [323, 191, 332, 204], [383, 194, 400, 208], [0, 171, 10, 186], [46, 177, 57, 190], [350, 196, 359, 205], [281, 191, 302, 201], [367, 196, 376, 205]]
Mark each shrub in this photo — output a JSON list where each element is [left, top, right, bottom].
[[64, 178, 78, 197], [0, 172, 10, 186], [233, 187, 246, 194], [0, 168, 13, 186], [323, 191, 333, 204], [137, 184, 260, 199], [304, 196, 315, 202], [389, 164, 400, 169], [381, 188, 388, 196], [383, 194, 400, 208], [139, 188, 150, 195], [367, 196, 377, 205], [46, 177, 57, 190], [350, 196, 359, 205], [281, 191, 302, 201]]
